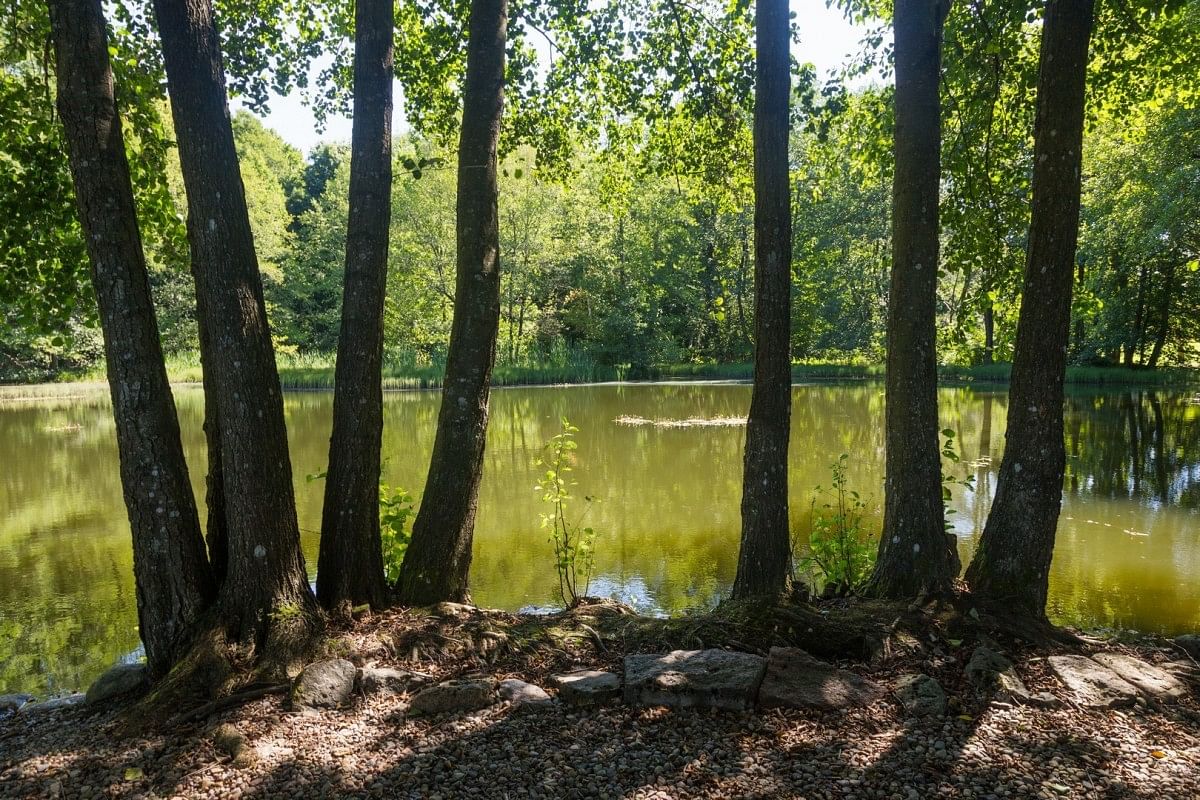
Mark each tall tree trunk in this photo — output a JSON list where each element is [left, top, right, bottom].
[[48, 0, 214, 674], [153, 0, 318, 643], [316, 0, 394, 612], [731, 0, 792, 599], [1146, 262, 1175, 368], [982, 303, 995, 365], [866, 0, 959, 600], [396, 0, 505, 605], [963, 0, 1094, 617]]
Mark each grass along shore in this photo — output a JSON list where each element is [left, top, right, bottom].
[[3, 353, 1198, 398]]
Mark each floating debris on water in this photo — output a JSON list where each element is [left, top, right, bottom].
[[614, 415, 747, 428]]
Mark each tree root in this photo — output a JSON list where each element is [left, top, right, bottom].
[[164, 683, 288, 729]]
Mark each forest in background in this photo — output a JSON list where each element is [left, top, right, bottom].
[[3, 2, 1197, 384]]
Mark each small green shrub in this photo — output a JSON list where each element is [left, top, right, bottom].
[[378, 483, 415, 583], [305, 465, 416, 584], [794, 454, 876, 595], [535, 417, 600, 607]]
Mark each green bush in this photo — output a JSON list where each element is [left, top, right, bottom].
[[794, 454, 876, 595]]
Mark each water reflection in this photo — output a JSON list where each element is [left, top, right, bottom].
[[1, 383, 1197, 696]]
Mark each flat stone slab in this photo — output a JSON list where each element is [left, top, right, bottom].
[[624, 649, 766, 711], [1048, 655, 1137, 709], [0, 694, 33, 715], [758, 647, 884, 711], [1092, 652, 1188, 702], [292, 658, 357, 709], [894, 673, 946, 717], [21, 694, 85, 713], [549, 670, 621, 705], [358, 666, 427, 696], [409, 678, 496, 716]]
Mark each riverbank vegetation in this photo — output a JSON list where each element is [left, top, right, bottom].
[[2, 0, 1199, 791]]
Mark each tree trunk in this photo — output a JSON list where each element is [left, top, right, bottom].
[[1127, 261, 1147, 366], [153, 0, 318, 644], [731, 0, 792, 599], [396, 0, 506, 605], [48, 0, 214, 674], [316, 0, 393, 612], [982, 303, 995, 365], [866, 0, 959, 600], [1146, 262, 1175, 368], [964, 0, 1094, 618]]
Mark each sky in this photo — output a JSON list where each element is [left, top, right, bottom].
[[241, 2, 876, 154]]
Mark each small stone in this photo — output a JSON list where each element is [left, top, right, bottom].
[[1092, 652, 1188, 702], [85, 663, 149, 705], [965, 646, 1060, 708], [497, 679, 551, 706], [210, 722, 256, 768], [549, 670, 622, 706], [758, 647, 884, 711], [291, 658, 357, 709], [624, 649, 766, 711], [409, 678, 496, 716], [893, 673, 946, 717], [1047, 655, 1137, 709]]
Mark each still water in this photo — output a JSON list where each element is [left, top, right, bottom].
[[1, 382, 1198, 696]]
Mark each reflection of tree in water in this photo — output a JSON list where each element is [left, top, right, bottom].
[[1065, 390, 1200, 508]]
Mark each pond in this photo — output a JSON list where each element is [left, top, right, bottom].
[[1, 381, 1198, 696]]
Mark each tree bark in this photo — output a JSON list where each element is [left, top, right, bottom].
[[731, 0, 792, 599], [396, 0, 506, 605], [866, 0, 959, 599], [964, 0, 1094, 617], [48, 0, 214, 674], [982, 303, 995, 365], [316, 0, 394, 612], [153, 0, 318, 643]]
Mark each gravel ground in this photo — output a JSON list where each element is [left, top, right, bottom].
[[2, 676, 1197, 799]]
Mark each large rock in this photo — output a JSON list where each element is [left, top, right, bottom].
[[965, 646, 1060, 708], [1173, 634, 1200, 660], [497, 679, 551, 707], [757, 647, 884, 711], [624, 649, 766, 711], [894, 674, 946, 717], [549, 670, 621, 706], [1048, 655, 1137, 709], [291, 658, 357, 709], [1092, 652, 1188, 702], [85, 663, 149, 705], [409, 678, 496, 716], [358, 666, 427, 696]]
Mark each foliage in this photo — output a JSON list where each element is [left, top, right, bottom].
[[534, 417, 600, 607], [378, 484, 416, 584], [304, 466, 415, 584], [794, 454, 876, 595]]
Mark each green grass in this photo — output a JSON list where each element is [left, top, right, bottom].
[[32, 351, 1200, 392]]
